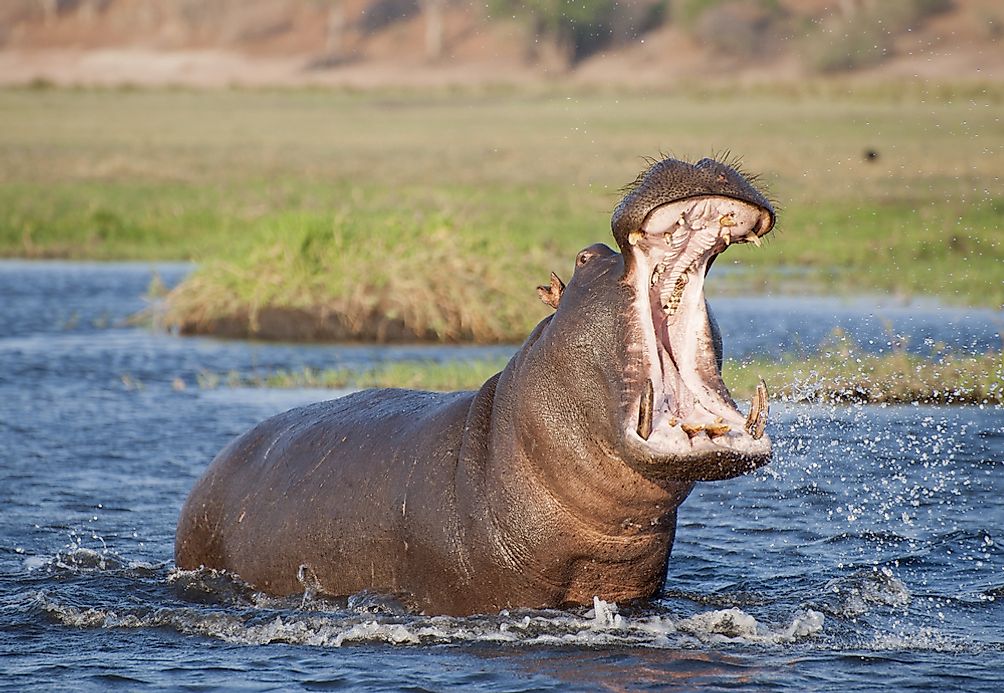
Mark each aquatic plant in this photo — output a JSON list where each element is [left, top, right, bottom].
[[196, 350, 1004, 405]]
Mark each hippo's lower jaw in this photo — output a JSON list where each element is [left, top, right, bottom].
[[622, 194, 774, 481]]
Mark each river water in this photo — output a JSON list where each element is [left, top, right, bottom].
[[1, 261, 1002, 691]]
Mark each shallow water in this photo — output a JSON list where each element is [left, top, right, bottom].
[[1, 261, 1003, 691]]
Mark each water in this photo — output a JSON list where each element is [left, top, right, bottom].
[[1, 261, 1002, 691]]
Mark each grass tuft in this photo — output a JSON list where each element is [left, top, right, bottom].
[[156, 194, 574, 342]]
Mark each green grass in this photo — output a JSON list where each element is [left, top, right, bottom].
[[1, 85, 1001, 341], [724, 351, 1004, 405], [0, 180, 240, 259], [737, 198, 1004, 304], [191, 350, 1003, 405]]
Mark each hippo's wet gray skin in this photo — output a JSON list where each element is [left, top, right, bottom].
[[175, 156, 777, 616]]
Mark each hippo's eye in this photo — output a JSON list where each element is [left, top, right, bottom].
[[576, 249, 596, 266]]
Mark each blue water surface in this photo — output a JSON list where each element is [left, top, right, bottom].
[[1, 261, 1002, 691]]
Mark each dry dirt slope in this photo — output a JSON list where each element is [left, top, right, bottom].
[[0, 0, 1000, 86]]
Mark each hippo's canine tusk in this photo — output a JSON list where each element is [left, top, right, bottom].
[[637, 379, 654, 440], [745, 378, 769, 439]]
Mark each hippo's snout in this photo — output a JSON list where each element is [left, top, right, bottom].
[[612, 157, 775, 255]]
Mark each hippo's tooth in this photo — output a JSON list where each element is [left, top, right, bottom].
[[721, 230, 731, 246], [719, 213, 737, 227], [745, 378, 769, 439], [637, 379, 654, 440], [746, 233, 762, 248], [681, 422, 705, 437], [661, 273, 689, 315], [628, 230, 644, 246], [706, 422, 731, 436]]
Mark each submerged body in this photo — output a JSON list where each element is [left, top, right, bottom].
[[176, 156, 777, 615]]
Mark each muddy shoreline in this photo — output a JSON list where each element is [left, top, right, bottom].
[[168, 305, 511, 344]]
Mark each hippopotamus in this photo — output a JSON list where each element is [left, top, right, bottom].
[[175, 156, 776, 616]]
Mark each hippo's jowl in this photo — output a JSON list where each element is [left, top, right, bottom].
[[175, 156, 777, 616]]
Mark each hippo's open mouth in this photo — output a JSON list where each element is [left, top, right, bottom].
[[625, 195, 773, 470]]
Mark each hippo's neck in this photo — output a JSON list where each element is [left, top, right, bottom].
[[454, 358, 692, 607]]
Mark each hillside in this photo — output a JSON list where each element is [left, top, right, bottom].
[[0, 0, 1001, 87]]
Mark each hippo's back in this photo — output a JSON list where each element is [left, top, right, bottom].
[[175, 387, 475, 598]]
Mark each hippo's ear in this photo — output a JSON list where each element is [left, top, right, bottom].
[[535, 272, 565, 310]]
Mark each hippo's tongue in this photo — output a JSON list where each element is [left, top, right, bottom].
[[626, 195, 772, 457]]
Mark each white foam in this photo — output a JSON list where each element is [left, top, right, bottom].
[[22, 556, 50, 571], [33, 591, 824, 650], [677, 607, 825, 645]]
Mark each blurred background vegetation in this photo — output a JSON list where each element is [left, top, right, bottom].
[[0, 0, 1001, 344], [1, 0, 997, 80]]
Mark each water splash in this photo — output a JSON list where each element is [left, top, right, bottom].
[[22, 531, 162, 577], [818, 567, 911, 618]]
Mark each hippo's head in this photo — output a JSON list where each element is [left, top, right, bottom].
[[524, 157, 775, 483]]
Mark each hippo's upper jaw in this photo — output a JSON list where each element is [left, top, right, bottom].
[[613, 158, 776, 481]]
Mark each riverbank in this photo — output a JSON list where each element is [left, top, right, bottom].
[[2, 86, 1002, 341]]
